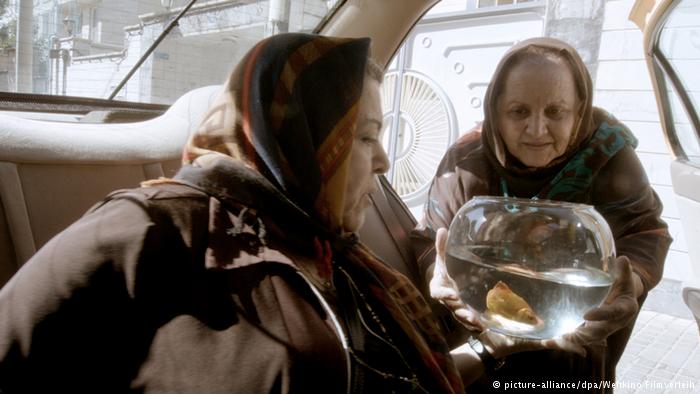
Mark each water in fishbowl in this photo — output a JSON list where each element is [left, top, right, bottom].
[[446, 246, 614, 339]]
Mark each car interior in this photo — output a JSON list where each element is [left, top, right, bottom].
[[0, 0, 698, 367], [0, 0, 437, 290]]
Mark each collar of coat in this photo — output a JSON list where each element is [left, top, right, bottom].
[[172, 159, 355, 270]]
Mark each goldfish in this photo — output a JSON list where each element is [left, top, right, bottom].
[[486, 281, 540, 325]]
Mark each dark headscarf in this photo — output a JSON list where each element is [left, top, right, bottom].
[[177, 33, 463, 393], [481, 37, 635, 199], [183, 33, 369, 233]]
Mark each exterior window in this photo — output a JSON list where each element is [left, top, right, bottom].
[[0, 0, 343, 104], [476, 0, 535, 9], [90, 7, 98, 42]]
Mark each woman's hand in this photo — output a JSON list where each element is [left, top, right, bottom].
[[564, 256, 641, 347], [429, 228, 484, 331], [435, 229, 640, 366]]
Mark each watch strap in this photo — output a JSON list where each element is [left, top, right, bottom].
[[468, 335, 505, 372]]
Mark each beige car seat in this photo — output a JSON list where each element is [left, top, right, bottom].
[[0, 86, 220, 286], [0, 86, 422, 290]]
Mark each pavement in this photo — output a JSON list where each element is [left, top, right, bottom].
[[615, 280, 700, 393]]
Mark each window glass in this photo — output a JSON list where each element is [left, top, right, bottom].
[[428, 0, 541, 15], [657, 0, 700, 163], [478, 0, 498, 7], [664, 73, 700, 163], [478, 0, 531, 7], [0, 0, 341, 104]]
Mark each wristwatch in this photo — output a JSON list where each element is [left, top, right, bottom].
[[468, 335, 506, 372]]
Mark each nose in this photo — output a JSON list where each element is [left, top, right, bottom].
[[373, 144, 390, 174], [526, 113, 547, 137]]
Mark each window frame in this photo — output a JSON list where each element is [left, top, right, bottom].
[[649, 0, 700, 162]]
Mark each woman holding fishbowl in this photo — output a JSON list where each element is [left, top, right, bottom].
[[415, 37, 672, 393]]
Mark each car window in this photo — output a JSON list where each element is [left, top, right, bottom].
[[655, 0, 700, 163], [663, 73, 700, 162], [0, 0, 342, 105]]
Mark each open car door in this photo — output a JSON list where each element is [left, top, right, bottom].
[[631, 0, 700, 326]]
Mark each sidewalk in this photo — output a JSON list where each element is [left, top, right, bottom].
[[616, 310, 700, 393]]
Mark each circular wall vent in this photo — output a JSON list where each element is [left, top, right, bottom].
[[381, 70, 457, 206]]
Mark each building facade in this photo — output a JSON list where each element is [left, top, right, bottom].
[[32, 0, 332, 100]]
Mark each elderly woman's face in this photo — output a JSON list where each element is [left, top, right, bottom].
[[342, 78, 390, 233], [496, 57, 581, 168]]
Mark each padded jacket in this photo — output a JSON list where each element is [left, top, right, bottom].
[[0, 183, 348, 393]]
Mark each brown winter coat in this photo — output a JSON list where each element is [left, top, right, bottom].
[[0, 183, 347, 393], [412, 38, 672, 393]]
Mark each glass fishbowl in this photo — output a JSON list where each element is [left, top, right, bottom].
[[445, 196, 616, 339]]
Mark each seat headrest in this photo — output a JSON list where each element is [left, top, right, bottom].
[[0, 85, 222, 165]]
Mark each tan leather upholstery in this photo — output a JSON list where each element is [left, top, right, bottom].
[[0, 86, 221, 286]]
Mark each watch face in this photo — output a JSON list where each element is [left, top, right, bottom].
[[468, 336, 485, 354]]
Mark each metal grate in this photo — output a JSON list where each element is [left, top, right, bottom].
[[381, 70, 457, 205]]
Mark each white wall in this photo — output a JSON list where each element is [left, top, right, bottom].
[[409, 12, 545, 135], [595, 0, 692, 281]]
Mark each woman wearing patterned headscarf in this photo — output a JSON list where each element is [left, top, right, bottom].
[[414, 37, 672, 392]]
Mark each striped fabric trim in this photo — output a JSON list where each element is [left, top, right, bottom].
[[269, 38, 345, 133], [239, 38, 270, 171], [316, 103, 358, 180], [183, 95, 241, 163]]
